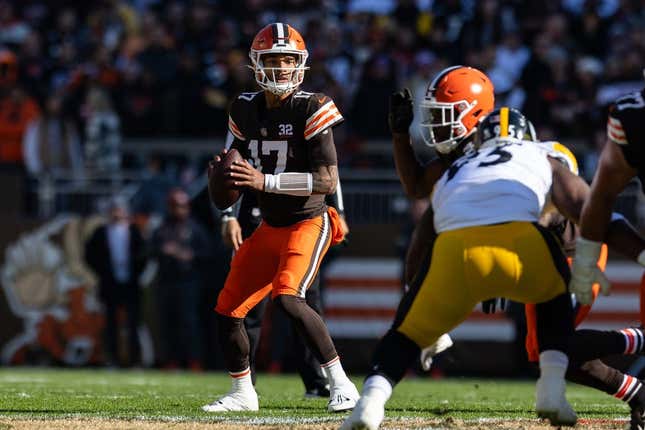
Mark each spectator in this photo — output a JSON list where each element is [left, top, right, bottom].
[[22, 93, 83, 178], [151, 188, 211, 371], [0, 1, 30, 46], [0, 49, 40, 167], [85, 197, 146, 367], [83, 85, 121, 172], [349, 53, 397, 139], [18, 30, 50, 103], [131, 153, 174, 220]]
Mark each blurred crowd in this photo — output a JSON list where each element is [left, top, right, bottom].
[[0, 0, 642, 179]]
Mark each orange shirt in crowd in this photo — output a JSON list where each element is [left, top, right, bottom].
[[0, 94, 40, 164]]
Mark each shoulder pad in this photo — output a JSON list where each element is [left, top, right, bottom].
[[228, 93, 261, 141], [304, 92, 343, 140], [539, 141, 579, 175]]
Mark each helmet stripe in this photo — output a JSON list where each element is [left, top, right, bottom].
[[428, 65, 463, 94], [271, 23, 280, 44], [499, 107, 509, 137]]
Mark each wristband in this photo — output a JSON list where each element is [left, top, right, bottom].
[[264, 172, 313, 196]]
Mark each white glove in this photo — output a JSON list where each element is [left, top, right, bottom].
[[420, 334, 453, 371], [569, 237, 611, 305]]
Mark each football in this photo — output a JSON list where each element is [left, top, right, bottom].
[[208, 148, 243, 210]]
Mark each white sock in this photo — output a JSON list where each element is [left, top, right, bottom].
[[539, 350, 568, 378], [321, 356, 350, 388], [230, 368, 254, 393], [362, 375, 392, 406]]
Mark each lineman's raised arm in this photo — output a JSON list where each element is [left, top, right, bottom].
[[390, 89, 425, 196]]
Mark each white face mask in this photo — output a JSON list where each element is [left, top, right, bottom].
[[249, 50, 309, 95], [418, 98, 478, 154]]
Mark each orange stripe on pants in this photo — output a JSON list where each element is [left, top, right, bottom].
[[525, 244, 608, 362]]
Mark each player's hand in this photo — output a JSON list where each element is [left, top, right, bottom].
[[419, 334, 453, 371], [208, 149, 228, 178], [481, 298, 506, 314], [388, 88, 414, 134], [570, 237, 611, 305], [221, 218, 243, 251], [339, 215, 350, 237], [227, 159, 264, 192]]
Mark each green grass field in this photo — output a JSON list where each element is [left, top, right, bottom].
[[0, 368, 634, 429]]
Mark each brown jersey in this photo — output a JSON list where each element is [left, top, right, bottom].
[[607, 88, 645, 190], [227, 90, 343, 226]]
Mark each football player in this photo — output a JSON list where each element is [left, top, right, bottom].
[[341, 63, 639, 427], [570, 78, 645, 305], [343, 99, 645, 429], [478, 110, 645, 430], [219, 179, 348, 398], [203, 23, 358, 413], [402, 106, 645, 430]]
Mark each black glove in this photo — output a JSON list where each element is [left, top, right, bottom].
[[482, 298, 506, 314], [388, 88, 414, 134]]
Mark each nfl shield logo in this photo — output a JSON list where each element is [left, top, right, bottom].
[[260, 128, 267, 137]]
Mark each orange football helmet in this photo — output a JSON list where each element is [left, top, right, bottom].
[[419, 66, 494, 154], [249, 23, 308, 95]]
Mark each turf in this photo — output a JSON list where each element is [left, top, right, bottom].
[[0, 368, 632, 428]]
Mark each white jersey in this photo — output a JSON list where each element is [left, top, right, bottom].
[[432, 139, 569, 233]]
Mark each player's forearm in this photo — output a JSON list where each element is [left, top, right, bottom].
[[392, 133, 427, 198], [578, 191, 616, 243], [604, 217, 645, 262], [312, 165, 338, 195]]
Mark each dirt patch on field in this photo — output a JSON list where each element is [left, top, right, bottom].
[[0, 417, 630, 429]]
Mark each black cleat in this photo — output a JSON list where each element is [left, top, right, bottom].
[[304, 385, 330, 399], [629, 406, 645, 430]]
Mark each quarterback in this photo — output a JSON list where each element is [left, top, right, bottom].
[[203, 23, 358, 413]]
